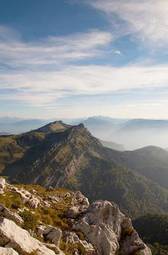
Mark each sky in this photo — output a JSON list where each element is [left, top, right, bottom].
[[0, 0, 168, 120]]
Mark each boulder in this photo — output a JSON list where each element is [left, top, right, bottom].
[[43, 226, 62, 247], [0, 247, 18, 255], [37, 224, 63, 247], [0, 217, 64, 255], [0, 204, 23, 225], [74, 200, 151, 255]]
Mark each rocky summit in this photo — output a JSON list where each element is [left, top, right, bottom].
[[0, 177, 151, 255]]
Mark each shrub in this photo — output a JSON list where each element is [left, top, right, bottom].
[[0, 192, 23, 209], [20, 210, 40, 231]]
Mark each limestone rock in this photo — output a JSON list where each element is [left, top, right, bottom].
[[74, 200, 151, 255], [63, 231, 80, 243], [28, 196, 40, 208], [0, 247, 19, 255], [0, 204, 23, 225], [10, 186, 40, 209], [37, 224, 62, 247], [37, 224, 47, 237], [0, 179, 152, 255], [43, 226, 62, 247], [120, 218, 152, 255], [0, 217, 63, 255], [67, 191, 90, 218], [48, 195, 60, 203], [63, 231, 95, 255]]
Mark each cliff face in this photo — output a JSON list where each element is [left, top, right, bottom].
[[0, 177, 151, 255]]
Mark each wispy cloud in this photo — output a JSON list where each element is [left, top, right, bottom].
[[1, 64, 168, 106], [87, 0, 168, 47], [0, 23, 168, 119], [0, 26, 113, 68]]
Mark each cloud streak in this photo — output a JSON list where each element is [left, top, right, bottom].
[[1, 64, 168, 106], [0, 22, 168, 119], [0, 26, 113, 68], [87, 0, 168, 47]]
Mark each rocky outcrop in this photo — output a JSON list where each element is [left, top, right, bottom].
[[0, 204, 23, 225], [0, 217, 64, 255], [10, 186, 40, 208], [67, 191, 90, 218], [0, 178, 151, 255], [0, 247, 19, 255], [119, 231, 151, 255], [74, 200, 151, 255], [63, 231, 95, 254]]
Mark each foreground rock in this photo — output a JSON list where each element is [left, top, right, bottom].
[[74, 200, 151, 255], [0, 247, 18, 255], [0, 204, 23, 225], [0, 178, 151, 255], [0, 217, 64, 255]]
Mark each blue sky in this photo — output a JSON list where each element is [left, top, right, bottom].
[[0, 0, 168, 119]]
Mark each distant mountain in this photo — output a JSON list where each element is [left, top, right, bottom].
[[0, 132, 10, 135], [114, 119, 168, 149], [0, 121, 167, 218], [0, 117, 48, 134], [82, 116, 127, 141], [2, 116, 168, 149], [81, 116, 168, 150], [105, 146, 168, 189]]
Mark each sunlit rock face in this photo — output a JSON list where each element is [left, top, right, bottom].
[[73, 200, 152, 255], [0, 177, 151, 255]]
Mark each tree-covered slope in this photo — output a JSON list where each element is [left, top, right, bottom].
[[105, 146, 168, 189], [66, 156, 168, 218], [133, 214, 168, 255]]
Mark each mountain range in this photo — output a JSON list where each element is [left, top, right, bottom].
[[1, 116, 168, 150], [82, 116, 168, 150], [0, 117, 48, 134], [0, 121, 168, 218]]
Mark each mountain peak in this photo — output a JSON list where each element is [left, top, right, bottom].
[[37, 120, 71, 133]]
